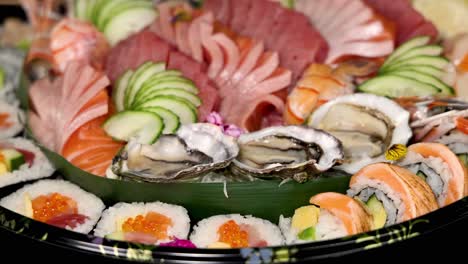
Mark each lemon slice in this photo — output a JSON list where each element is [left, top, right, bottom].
[[413, 0, 468, 38]]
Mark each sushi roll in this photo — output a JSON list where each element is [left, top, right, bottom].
[[190, 214, 284, 248], [0, 179, 105, 233], [0, 137, 54, 188], [0, 47, 25, 104], [399, 142, 468, 206], [347, 163, 438, 229], [279, 192, 373, 244], [0, 102, 24, 139], [94, 202, 191, 245]]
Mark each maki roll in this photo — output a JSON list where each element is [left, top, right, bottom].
[[0, 138, 54, 188], [399, 142, 468, 206], [279, 192, 373, 244], [94, 202, 191, 245], [347, 163, 438, 229], [190, 214, 284, 248], [0, 179, 105, 233], [0, 102, 24, 139]]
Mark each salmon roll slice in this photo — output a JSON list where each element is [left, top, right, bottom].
[[0, 102, 24, 139], [0, 138, 54, 188], [94, 202, 191, 246], [279, 192, 372, 244], [347, 163, 438, 229], [190, 214, 284, 248], [0, 179, 105, 233], [399, 142, 468, 206]]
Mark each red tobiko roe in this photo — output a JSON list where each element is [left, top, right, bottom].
[[159, 239, 196, 248]]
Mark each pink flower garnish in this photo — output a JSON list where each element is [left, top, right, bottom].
[[206, 112, 244, 138]]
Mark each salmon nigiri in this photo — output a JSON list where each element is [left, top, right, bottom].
[[279, 192, 373, 244]]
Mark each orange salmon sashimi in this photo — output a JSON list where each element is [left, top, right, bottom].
[[309, 192, 373, 234], [0, 113, 13, 128], [62, 115, 124, 177], [348, 163, 438, 226], [400, 143, 468, 206]]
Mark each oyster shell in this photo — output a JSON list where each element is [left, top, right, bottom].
[[308, 94, 412, 173], [231, 126, 344, 182], [113, 123, 239, 182]]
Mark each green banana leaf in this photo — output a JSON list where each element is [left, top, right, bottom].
[[19, 74, 350, 223]]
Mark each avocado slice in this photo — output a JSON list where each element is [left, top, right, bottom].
[[366, 195, 387, 229], [1, 149, 26, 171], [458, 154, 467, 167], [0, 66, 5, 90], [416, 170, 428, 180], [298, 226, 316, 241]]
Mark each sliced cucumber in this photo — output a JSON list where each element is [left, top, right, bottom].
[[138, 88, 202, 108], [125, 62, 165, 109], [91, 0, 110, 24], [74, 0, 91, 20], [384, 56, 450, 72], [142, 107, 180, 134], [391, 70, 454, 95], [390, 65, 445, 79], [134, 77, 198, 106], [358, 75, 440, 98], [136, 95, 197, 124], [95, 0, 131, 29], [103, 111, 164, 144], [383, 36, 431, 67], [416, 171, 428, 180], [382, 45, 443, 71], [113, 70, 133, 112], [103, 3, 156, 45], [85, 0, 98, 21], [150, 70, 183, 79]]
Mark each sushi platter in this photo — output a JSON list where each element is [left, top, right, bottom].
[[0, 0, 467, 262]]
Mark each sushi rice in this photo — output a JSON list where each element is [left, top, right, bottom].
[[0, 137, 54, 188], [0, 102, 24, 139], [190, 214, 285, 248], [400, 151, 451, 205], [279, 211, 348, 244], [94, 201, 191, 244], [436, 130, 468, 154], [0, 179, 105, 233]]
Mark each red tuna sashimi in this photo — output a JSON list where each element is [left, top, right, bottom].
[[363, 0, 438, 45], [50, 18, 109, 73], [105, 30, 172, 82], [46, 214, 89, 229], [229, 0, 253, 33], [295, 0, 395, 63]]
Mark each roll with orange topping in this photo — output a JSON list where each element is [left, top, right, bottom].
[[190, 214, 284, 248], [0, 179, 105, 233], [93, 202, 191, 245]]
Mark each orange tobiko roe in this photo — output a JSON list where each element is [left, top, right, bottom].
[[217, 220, 249, 248], [122, 212, 173, 241], [32, 193, 78, 222]]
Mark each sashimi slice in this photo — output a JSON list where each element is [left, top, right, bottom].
[[363, 0, 438, 45], [50, 18, 110, 72], [175, 22, 192, 55], [200, 21, 224, 79], [295, 0, 395, 63], [105, 30, 171, 82], [243, 68, 292, 98], [236, 52, 279, 94], [188, 13, 214, 63], [212, 33, 241, 87]]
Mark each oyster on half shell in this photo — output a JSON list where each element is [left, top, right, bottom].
[[308, 94, 412, 173], [112, 123, 239, 182], [231, 126, 344, 182]]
